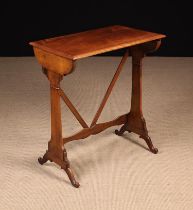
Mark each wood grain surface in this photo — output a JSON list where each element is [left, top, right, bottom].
[[30, 25, 165, 60]]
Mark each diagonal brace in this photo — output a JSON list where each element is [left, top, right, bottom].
[[58, 88, 89, 128], [90, 49, 129, 127], [55, 49, 128, 130]]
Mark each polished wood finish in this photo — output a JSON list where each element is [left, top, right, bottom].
[[34, 48, 74, 75], [30, 25, 165, 188], [63, 114, 127, 143], [30, 25, 165, 60], [115, 40, 161, 154], [38, 69, 79, 188], [58, 89, 89, 128]]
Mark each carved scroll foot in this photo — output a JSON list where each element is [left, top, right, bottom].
[[140, 135, 158, 154], [38, 149, 79, 188], [61, 150, 80, 188], [38, 152, 49, 165], [115, 124, 130, 136], [64, 167, 80, 188], [115, 113, 158, 154]]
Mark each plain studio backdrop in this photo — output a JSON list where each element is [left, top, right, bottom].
[[1, 1, 193, 210], [0, 1, 193, 57]]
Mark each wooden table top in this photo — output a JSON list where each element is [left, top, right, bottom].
[[30, 25, 165, 60]]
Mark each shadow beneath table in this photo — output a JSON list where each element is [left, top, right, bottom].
[[120, 133, 149, 152], [10, 154, 73, 187], [69, 129, 151, 180], [10, 129, 151, 187]]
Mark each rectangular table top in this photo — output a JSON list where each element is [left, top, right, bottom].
[[30, 25, 165, 60]]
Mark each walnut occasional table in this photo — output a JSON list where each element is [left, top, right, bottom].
[[29, 25, 165, 188]]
